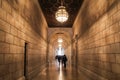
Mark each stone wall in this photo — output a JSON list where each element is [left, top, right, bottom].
[[0, 0, 48, 80], [47, 43, 54, 63], [73, 0, 120, 80], [64, 45, 72, 65]]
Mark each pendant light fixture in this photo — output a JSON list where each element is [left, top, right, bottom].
[[55, 0, 69, 23]]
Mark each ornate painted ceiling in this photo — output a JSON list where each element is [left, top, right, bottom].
[[38, 0, 83, 28]]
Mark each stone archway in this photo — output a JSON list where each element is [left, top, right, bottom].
[[47, 28, 72, 64]]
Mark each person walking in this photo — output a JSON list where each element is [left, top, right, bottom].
[[62, 55, 67, 68], [55, 55, 61, 67], [57, 56, 61, 66]]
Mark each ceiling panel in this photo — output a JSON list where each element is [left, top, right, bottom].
[[38, 0, 83, 28]]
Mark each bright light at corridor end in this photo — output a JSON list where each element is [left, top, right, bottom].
[[59, 44, 62, 47], [58, 38, 63, 43]]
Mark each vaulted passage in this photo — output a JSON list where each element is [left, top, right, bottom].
[[0, 0, 120, 80]]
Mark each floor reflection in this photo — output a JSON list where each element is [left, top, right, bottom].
[[33, 62, 89, 80], [58, 65, 63, 80]]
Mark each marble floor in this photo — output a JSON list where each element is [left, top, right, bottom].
[[33, 62, 89, 80]]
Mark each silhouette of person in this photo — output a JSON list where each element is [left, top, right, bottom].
[[62, 55, 67, 68], [57, 56, 61, 66], [55, 55, 61, 67]]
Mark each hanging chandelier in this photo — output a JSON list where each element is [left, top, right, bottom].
[[55, 0, 69, 23]]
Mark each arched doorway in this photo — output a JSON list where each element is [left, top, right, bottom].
[[47, 28, 72, 65]]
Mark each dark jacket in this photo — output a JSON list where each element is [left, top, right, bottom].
[[62, 55, 67, 62]]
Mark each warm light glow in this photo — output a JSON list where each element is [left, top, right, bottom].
[[55, 6, 69, 23], [59, 44, 62, 47], [58, 38, 63, 43], [59, 64, 62, 80], [57, 47, 64, 56]]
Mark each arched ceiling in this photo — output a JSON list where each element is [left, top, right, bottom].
[[38, 0, 84, 28], [50, 32, 71, 49], [48, 28, 72, 49]]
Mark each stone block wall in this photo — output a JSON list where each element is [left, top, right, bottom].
[[73, 0, 120, 80], [48, 43, 54, 63], [64, 45, 72, 65], [0, 0, 48, 80]]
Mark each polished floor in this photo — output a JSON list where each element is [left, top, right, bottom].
[[33, 61, 89, 80]]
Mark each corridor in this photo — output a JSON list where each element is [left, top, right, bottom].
[[0, 0, 120, 80], [33, 62, 89, 80]]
